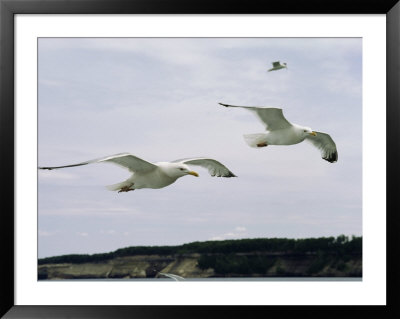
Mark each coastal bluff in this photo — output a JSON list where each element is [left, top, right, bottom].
[[38, 251, 361, 280], [38, 236, 362, 280]]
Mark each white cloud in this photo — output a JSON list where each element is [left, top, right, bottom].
[[210, 226, 248, 241], [38, 230, 58, 237], [38, 170, 79, 180], [101, 230, 116, 235], [77, 232, 89, 237], [38, 202, 141, 216]]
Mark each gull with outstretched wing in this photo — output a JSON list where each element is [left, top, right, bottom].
[[219, 103, 338, 163], [268, 61, 288, 72], [39, 152, 236, 192]]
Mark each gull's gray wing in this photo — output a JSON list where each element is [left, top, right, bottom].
[[173, 157, 237, 177], [272, 61, 280, 67], [39, 153, 158, 173], [305, 132, 338, 163], [158, 272, 185, 281], [219, 103, 292, 131]]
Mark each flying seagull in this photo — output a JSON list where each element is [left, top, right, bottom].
[[158, 272, 185, 281], [268, 61, 287, 72], [39, 153, 236, 192], [219, 103, 338, 163]]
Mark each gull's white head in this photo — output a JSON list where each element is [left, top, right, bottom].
[[301, 126, 317, 137], [160, 162, 199, 178]]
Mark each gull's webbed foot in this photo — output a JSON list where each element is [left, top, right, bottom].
[[118, 184, 134, 193]]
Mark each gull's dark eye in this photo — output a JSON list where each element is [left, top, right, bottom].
[[304, 130, 307, 132], [179, 168, 185, 171]]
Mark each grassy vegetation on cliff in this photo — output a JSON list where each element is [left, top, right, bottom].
[[38, 235, 361, 266]]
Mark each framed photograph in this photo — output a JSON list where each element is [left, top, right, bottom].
[[1, 0, 399, 318]]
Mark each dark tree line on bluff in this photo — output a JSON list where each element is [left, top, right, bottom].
[[38, 235, 361, 266]]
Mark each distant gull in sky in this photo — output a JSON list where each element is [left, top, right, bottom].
[[219, 103, 338, 163], [268, 61, 287, 72], [39, 153, 236, 192]]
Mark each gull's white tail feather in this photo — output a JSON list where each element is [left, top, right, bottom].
[[106, 180, 133, 191], [243, 133, 268, 148]]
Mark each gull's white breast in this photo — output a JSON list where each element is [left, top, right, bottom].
[[132, 167, 177, 189], [266, 127, 305, 145]]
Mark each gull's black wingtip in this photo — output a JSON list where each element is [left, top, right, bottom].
[[218, 102, 230, 107], [216, 171, 237, 178], [218, 173, 237, 178], [227, 171, 237, 178], [323, 152, 338, 163]]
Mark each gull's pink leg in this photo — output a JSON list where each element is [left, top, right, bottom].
[[118, 183, 134, 193], [257, 142, 268, 147]]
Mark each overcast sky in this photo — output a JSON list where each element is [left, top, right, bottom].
[[38, 37, 362, 258]]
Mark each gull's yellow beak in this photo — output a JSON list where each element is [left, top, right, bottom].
[[310, 131, 317, 136], [188, 171, 199, 177]]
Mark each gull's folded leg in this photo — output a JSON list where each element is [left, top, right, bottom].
[[118, 184, 134, 193]]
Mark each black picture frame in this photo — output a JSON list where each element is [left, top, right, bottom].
[[1, 0, 399, 318]]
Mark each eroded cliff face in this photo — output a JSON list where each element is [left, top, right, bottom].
[[38, 254, 215, 279], [38, 253, 361, 280]]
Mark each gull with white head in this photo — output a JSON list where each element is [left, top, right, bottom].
[[39, 153, 236, 192], [219, 103, 338, 163], [268, 61, 288, 72]]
